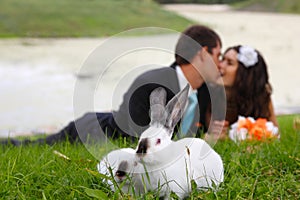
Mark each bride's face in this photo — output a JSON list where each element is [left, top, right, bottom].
[[217, 49, 239, 87]]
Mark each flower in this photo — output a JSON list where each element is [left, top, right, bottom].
[[237, 45, 258, 68], [229, 116, 279, 142]]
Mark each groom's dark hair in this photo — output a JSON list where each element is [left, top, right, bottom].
[[175, 25, 221, 65]]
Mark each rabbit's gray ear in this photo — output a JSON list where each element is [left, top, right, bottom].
[[149, 87, 167, 125], [165, 84, 190, 133]]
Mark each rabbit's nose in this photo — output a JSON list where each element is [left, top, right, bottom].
[[116, 161, 128, 178], [115, 170, 126, 178], [136, 138, 148, 155]]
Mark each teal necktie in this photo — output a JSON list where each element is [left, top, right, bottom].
[[180, 93, 197, 135]]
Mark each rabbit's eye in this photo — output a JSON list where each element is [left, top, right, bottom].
[[156, 138, 161, 145]]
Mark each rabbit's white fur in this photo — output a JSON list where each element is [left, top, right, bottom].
[[97, 148, 144, 195], [135, 85, 224, 199]]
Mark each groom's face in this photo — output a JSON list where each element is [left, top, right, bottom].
[[198, 41, 221, 83], [210, 42, 222, 66], [191, 48, 220, 84]]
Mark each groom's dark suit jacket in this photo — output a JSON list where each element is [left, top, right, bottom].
[[113, 62, 212, 137]]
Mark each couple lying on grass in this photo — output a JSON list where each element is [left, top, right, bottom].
[[2, 24, 278, 146]]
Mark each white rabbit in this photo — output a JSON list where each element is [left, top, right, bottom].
[[135, 85, 224, 199], [97, 148, 144, 195]]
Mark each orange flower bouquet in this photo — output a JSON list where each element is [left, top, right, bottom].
[[229, 116, 279, 142]]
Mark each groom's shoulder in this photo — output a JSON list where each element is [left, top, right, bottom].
[[129, 66, 178, 94], [141, 67, 176, 77], [138, 66, 176, 79]]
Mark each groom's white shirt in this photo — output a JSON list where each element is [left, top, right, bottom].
[[175, 65, 197, 95]]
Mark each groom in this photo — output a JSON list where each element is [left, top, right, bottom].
[[5, 25, 226, 145]]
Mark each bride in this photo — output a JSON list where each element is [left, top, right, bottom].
[[207, 45, 278, 139]]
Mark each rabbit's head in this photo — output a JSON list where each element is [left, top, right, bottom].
[[136, 84, 189, 164], [97, 148, 138, 190]]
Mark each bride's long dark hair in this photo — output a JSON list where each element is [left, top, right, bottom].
[[227, 45, 272, 120]]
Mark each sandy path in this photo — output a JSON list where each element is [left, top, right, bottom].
[[0, 35, 177, 136], [0, 38, 103, 135], [1, 5, 300, 137]]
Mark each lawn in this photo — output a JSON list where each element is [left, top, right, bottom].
[[0, 0, 193, 37], [0, 114, 299, 199]]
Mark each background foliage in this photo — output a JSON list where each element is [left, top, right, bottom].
[[1, 0, 299, 38], [0, 0, 193, 37]]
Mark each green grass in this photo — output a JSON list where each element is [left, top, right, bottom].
[[232, 0, 300, 14], [0, 0, 193, 38], [1, 115, 299, 199]]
